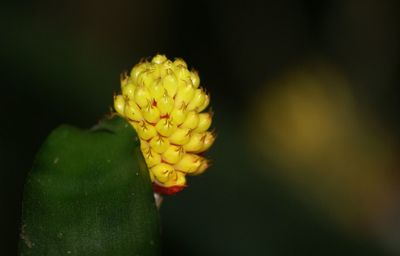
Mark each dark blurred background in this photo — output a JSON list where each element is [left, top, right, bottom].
[[1, 0, 400, 255]]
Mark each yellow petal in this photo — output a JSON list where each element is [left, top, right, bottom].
[[134, 86, 152, 108], [122, 84, 136, 99], [162, 145, 184, 164], [183, 132, 204, 152], [190, 158, 209, 176], [175, 83, 195, 108], [157, 94, 174, 116], [163, 73, 178, 97], [194, 112, 212, 132], [149, 135, 170, 154], [137, 71, 156, 88], [136, 121, 157, 140], [130, 62, 148, 83], [180, 111, 199, 129], [163, 171, 186, 187], [155, 118, 177, 137], [113, 95, 125, 116], [198, 93, 210, 112], [170, 107, 187, 125], [199, 131, 215, 152], [187, 89, 205, 111], [148, 79, 164, 101], [152, 54, 167, 64], [125, 100, 143, 121], [151, 163, 175, 183], [169, 127, 191, 145], [173, 58, 188, 69], [142, 104, 160, 124], [190, 70, 200, 88], [141, 142, 161, 168], [174, 153, 202, 174], [120, 72, 129, 88]]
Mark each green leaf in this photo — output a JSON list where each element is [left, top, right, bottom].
[[19, 116, 160, 256]]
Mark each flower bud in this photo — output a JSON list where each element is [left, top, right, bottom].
[[114, 54, 215, 194], [163, 171, 186, 187], [135, 121, 157, 141], [195, 112, 212, 132], [114, 95, 125, 115], [149, 135, 170, 154], [141, 143, 162, 168], [198, 93, 210, 112], [199, 131, 215, 152], [170, 107, 187, 125], [163, 73, 178, 97], [168, 128, 191, 145], [122, 84, 136, 99], [181, 111, 199, 129], [151, 163, 175, 183], [157, 94, 174, 116], [191, 158, 209, 176], [174, 153, 202, 174], [175, 83, 195, 107], [134, 86, 151, 108], [162, 145, 184, 164], [155, 118, 176, 137], [190, 70, 200, 88], [152, 54, 167, 64], [142, 104, 160, 124], [183, 133, 204, 152]]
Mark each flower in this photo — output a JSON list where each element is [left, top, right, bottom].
[[114, 54, 215, 195]]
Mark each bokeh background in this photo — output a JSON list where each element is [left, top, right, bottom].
[[1, 0, 400, 255]]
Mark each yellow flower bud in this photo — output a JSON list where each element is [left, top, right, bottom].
[[168, 127, 191, 145], [122, 84, 136, 99], [148, 80, 164, 101], [190, 70, 200, 88], [114, 95, 125, 115], [162, 145, 184, 164], [157, 94, 174, 116], [195, 112, 212, 132], [142, 104, 160, 124], [152, 54, 167, 64], [151, 163, 175, 183], [187, 89, 205, 111], [175, 67, 191, 81], [183, 133, 204, 152], [180, 111, 199, 129], [174, 153, 202, 174], [198, 93, 210, 112], [163, 171, 186, 187], [162, 73, 178, 97], [124, 101, 143, 122], [155, 118, 176, 137], [199, 131, 215, 152], [134, 86, 151, 108], [173, 58, 187, 69], [175, 83, 195, 107], [114, 54, 215, 193], [191, 158, 209, 176], [141, 142, 162, 168], [135, 121, 157, 141], [130, 62, 148, 83], [149, 135, 170, 154], [137, 71, 156, 88], [170, 107, 187, 125]]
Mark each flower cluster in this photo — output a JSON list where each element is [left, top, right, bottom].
[[114, 54, 215, 194]]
